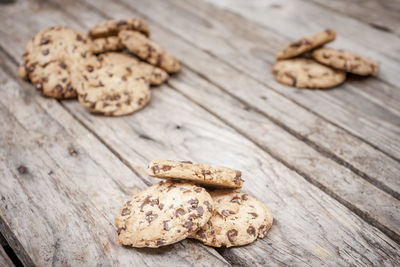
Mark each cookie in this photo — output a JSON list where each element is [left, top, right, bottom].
[[21, 26, 92, 98], [312, 48, 379, 76], [272, 58, 346, 89], [115, 180, 213, 248], [88, 18, 150, 38], [148, 160, 243, 188], [190, 190, 273, 247], [90, 36, 125, 54], [18, 64, 28, 80], [119, 30, 181, 73], [276, 29, 336, 60], [98, 52, 169, 85], [72, 53, 151, 116]]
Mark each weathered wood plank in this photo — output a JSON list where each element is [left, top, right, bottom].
[[309, 0, 400, 37], [2, 0, 400, 265], [0, 52, 228, 266], [6, 1, 400, 265], [204, 0, 400, 86], [70, 0, 400, 199], [0, 245, 14, 267], [123, 0, 400, 162]]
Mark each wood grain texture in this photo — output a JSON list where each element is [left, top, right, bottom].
[[0, 49, 228, 267], [0, 245, 14, 267], [309, 0, 400, 36], [131, 0, 400, 162], [74, 0, 400, 199], [6, 1, 400, 265], [1, 0, 400, 265]]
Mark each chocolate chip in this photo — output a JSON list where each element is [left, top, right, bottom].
[[56, 84, 63, 92], [162, 165, 171, 171], [247, 226, 256, 236], [87, 65, 94, 72], [249, 212, 258, 218], [203, 201, 212, 212], [62, 78, 67, 83], [195, 188, 202, 193], [163, 220, 170, 231], [175, 208, 185, 217], [42, 49, 49, 56], [197, 229, 206, 239], [28, 65, 35, 72], [183, 220, 194, 231], [188, 198, 199, 208], [290, 41, 303, 48], [59, 62, 67, 69], [196, 206, 204, 216], [145, 211, 158, 223], [201, 169, 211, 178], [66, 84, 73, 91], [42, 77, 48, 82], [227, 229, 238, 242], [221, 210, 232, 217], [40, 39, 50, 45], [230, 196, 241, 203], [117, 226, 126, 235], [155, 239, 165, 246], [241, 194, 248, 201], [152, 165, 160, 174], [121, 208, 130, 216]]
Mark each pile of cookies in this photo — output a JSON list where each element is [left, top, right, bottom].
[[272, 29, 379, 89], [18, 18, 180, 116], [115, 160, 273, 248]]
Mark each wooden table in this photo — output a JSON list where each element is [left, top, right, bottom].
[[1, 0, 399, 266]]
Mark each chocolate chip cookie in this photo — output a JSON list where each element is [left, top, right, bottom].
[[88, 18, 150, 38], [119, 30, 181, 73], [272, 58, 346, 88], [115, 180, 213, 247], [21, 26, 92, 98], [72, 53, 152, 116], [190, 190, 273, 247], [312, 48, 379, 76], [148, 160, 244, 188], [276, 29, 336, 60]]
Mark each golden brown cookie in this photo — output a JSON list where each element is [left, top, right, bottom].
[[119, 30, 181, 73], [115, 180, 213, 248], [88, 18, 150, 38], [276, 29, 336, 60], [272, 58, 346, 89], [72, 54, 151, 116], [190, 190, 273, 247], [148, 160, 243, 188], [21, 26, 92, 98], [312, 48, 379, 76]]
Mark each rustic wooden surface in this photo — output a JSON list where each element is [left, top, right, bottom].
[[0, 0, 399, 266]]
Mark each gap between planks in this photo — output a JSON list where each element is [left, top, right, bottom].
[[79, 0, 400, 200]]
